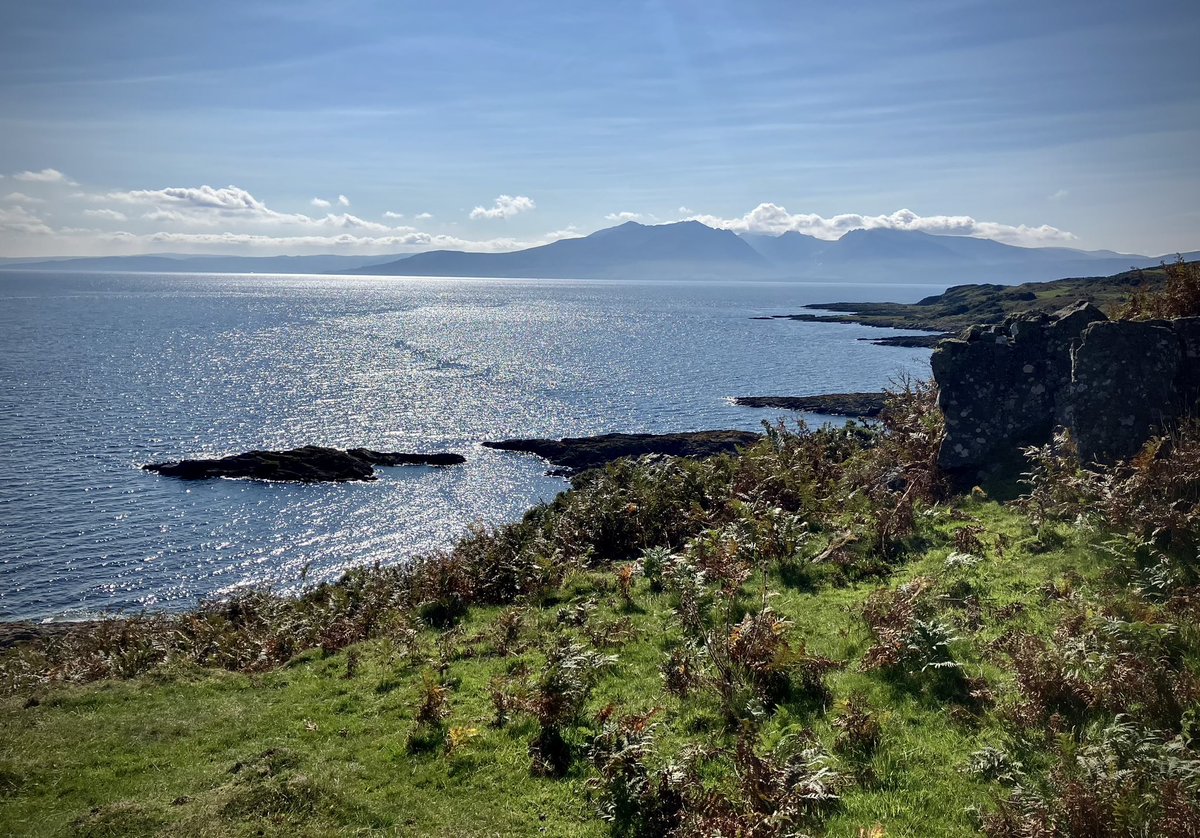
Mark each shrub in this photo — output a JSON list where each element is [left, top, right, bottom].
[[703, 605, 840, 725], [1116, 257, 1200, 320], [833, 692, 883, 759], [982, 717, 1200, 837], [588, 708, 685, 838], [860, 578, 959, 676], [529, 636, 616, 776], [661, 644, 702, 699], [678, 732, 841, 836]]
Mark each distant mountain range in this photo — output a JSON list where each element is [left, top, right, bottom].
[[3, 220, 1196, 285]]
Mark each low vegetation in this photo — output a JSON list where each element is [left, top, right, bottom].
[[791, 259, 1197, 333], [3, 276, 1200, 835]]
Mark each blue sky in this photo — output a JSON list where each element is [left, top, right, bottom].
[[1, 0, 1197, 257]]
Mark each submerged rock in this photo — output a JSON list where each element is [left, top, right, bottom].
[[144, 445, 465, 483], [483, 430, 759, 475]]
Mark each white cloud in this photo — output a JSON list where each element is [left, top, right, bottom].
[[311, 197, 331, 208], [13, 168, 75, 184], [414, 212, 433, 220], [3, 192, 44, 204], [109, 184, 280, 214], [315, 213, 391, 233], [82, 208, 127, 221], [337, 194, 350, 207], [470, 194, 535, 220], [0, 205, 53, 235], [141, 208, 200, 224], [383, 211, 405, 219], [1048, 189, 1069, 201], [605, 211, 643, 222], [677, 206, 695, 216], [687, 204, 1076, 246], [103, 184, 392, 232]]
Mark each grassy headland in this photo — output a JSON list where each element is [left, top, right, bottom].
[[4, 368, 1200, 836], [771, 261, 1192, 336]]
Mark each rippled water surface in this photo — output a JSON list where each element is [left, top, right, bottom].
[[0, 272, 938, 619]]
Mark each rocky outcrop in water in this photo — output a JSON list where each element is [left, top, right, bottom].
[[144, 446, 465, 482], [932, 302, 1200, 471], [733, 393, 887, 418], [484, 430, 760, 475]]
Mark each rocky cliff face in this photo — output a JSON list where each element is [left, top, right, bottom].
[[931, 303, 1200, 472]]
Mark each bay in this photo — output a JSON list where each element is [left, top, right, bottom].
[[0, 272, 938, 620]]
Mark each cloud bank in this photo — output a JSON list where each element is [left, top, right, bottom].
[[686, 204, 1076, 246], [0, 174, 1087, 258]]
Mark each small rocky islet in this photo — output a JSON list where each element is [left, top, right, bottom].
[[732, 392, 887, 417], [483, 430, 761, 475], [143, 446, 466, 483]]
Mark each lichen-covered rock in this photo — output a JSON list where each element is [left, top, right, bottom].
[[1068, 320, 1181, 462], [931, 302, 1107, 470], [932, 300, 1199, 473]]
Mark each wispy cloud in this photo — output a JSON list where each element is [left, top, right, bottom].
[[687, 204, 1077, 246], [1048, 189, 1069, 201], [470, 194, 535, 220], [311, 197, 331, 208], [414, 212, 433, 220], [383, 211, 404, 219], [82, 208, 127, 221], [337, 194, 350, 207], [605, 211, 643, 222], [12, 168, 76, 185], [3, 192, 44, 204], [0, 205, 54, 235]]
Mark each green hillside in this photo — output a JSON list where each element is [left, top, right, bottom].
[[3, 383, 1198, 837]]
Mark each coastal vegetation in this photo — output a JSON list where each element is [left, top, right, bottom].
[[3, 272, 1200, 836], [779, 258, 1198, 335]]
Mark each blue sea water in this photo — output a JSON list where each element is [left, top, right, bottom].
[[0, 272, 938, 620]]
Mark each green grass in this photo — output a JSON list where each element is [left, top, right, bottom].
[[0, 499, 1117, 837]]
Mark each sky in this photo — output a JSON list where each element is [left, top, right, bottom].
[[0, 0, 1197, 258]]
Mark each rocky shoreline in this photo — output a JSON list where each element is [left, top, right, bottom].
[[483, 430, 760, 475], [144, 446, 465, 483]]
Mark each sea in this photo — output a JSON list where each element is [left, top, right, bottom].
[[0, 271, 940, 621]]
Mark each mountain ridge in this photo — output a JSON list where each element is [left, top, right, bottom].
[[3, 220, 1195, 285]]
